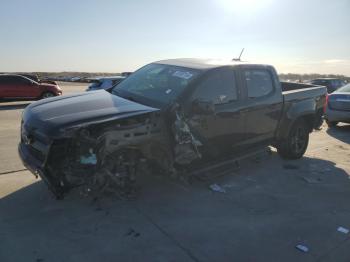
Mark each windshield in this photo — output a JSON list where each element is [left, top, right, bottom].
[[112, 63, 200, 107], [337, 83, 350, 92]]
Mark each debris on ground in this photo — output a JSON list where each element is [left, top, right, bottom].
[[337, 226, 349, 234], [300, 176, 322, 184], [209, 184, 226, 193], [337, 145, 349, 151], [222, 183, 238, 189], [295, 244, 309, 253], [125, 228, 141, 238]]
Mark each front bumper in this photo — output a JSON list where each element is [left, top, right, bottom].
[[18, 142, 44, 176], [18, 143, 65, 199], [325, 107, 350, 123]]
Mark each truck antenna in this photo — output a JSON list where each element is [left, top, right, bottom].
[[232, 48, 245, 61]]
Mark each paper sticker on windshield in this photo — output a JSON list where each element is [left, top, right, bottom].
[[173, 71, 193, 80]]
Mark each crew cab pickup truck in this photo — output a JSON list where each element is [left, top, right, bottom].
[[18, 59, 327, 198]]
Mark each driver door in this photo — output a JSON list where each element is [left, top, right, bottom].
[[187, 67, 246, 156]]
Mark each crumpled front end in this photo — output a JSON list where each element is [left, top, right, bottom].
[[19, 99, 205, 199], [19, 110, 175, 199]]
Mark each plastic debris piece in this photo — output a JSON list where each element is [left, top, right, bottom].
[[80, 149, 97, 165], [296, 244, 309, 253], [337, 226, 349, 234], [209, 184, 226, 193], [301, 176, 322, 184]]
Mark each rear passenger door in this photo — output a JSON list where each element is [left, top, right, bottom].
[[3, 76, 19, 98], [15, 76, 41, 98], [240, 66, 283, 145], [187, 67, 246, 155]]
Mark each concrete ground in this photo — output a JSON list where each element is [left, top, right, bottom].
[[1, 83, 350, 262]]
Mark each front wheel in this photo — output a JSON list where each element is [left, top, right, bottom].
[[41, 92, 55, 99], [277, 120, 309, 159]]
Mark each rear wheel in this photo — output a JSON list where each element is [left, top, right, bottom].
[[277, 120, 309, 159], [326, 120, 338, 127], [41, 92, 55, 99]]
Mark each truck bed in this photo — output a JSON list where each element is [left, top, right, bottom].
[[282, 86, 326, 102], [281, 81, 319, 92]]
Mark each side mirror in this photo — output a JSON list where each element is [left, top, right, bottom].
[[192, 99, 215, 115]]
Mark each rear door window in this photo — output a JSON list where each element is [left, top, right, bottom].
[[244, 69, 274, 98], [5, 76, 20, 85], [192, 68, 237, 105], [332, 80, 343, 88], [0, 76, 9, 84], [17, 76, 31, 85]]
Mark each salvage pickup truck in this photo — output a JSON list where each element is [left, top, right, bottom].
[[19, 58, 327, 198]]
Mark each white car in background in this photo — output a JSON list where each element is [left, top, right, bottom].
[[325, 84, 350, 127], [86, 76, 125, 92]]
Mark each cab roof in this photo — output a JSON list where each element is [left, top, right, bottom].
[[155, 58, 271, 71]]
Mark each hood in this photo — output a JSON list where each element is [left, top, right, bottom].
[[22, 90, 159, 137]]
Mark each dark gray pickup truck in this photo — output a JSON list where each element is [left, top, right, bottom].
[[19, 58, 327, 198]]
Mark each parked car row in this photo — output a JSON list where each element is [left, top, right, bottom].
[[0, 73, 130, 101], [310, 78, 347, 93], [86, 76, 125, 92]]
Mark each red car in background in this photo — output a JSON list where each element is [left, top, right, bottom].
[[0, 74, 62, 100]]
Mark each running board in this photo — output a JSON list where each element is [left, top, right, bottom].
[[189, 147, 271, 181]]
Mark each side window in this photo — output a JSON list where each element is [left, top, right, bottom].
[[192, 69, 237, 105], [0, 76, 7, 84], [244, 69, 274, 98], [6, 76, 18, 85], [332, 80, 342, 88], [18, 76, 31, 85]]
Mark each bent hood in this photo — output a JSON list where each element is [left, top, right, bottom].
[[22, 90, 159, 137]]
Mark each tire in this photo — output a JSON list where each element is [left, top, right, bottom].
[[277, 119, 309, 159], [314, 112, 324, 130], [41, 92, 55, 99], [326, 120, 338, 127]]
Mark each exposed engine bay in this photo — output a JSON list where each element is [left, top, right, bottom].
[[42, 108, 202, 199]]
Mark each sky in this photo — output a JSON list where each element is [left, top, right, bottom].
[[0, 0, 349, 75]]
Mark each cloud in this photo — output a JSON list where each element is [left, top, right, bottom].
[[323, 59, 350, 64], [272, 58, 350, 76]]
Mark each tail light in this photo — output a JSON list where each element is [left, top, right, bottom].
[[324, 94, 329, 112]]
